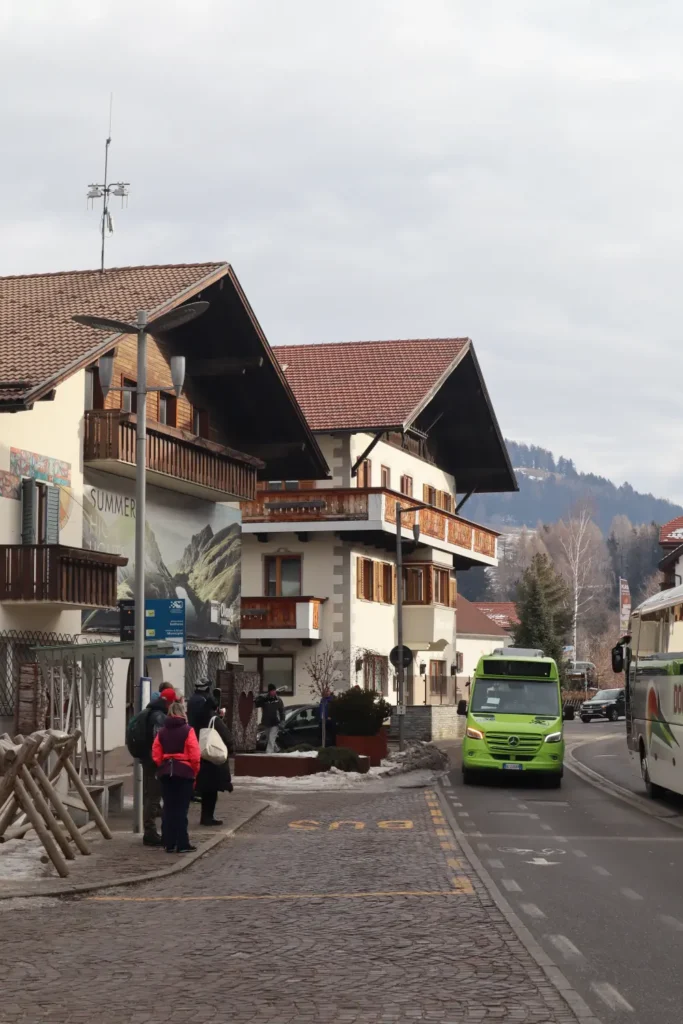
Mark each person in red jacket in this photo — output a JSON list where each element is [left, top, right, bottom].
[[152, 702, 201, 853]]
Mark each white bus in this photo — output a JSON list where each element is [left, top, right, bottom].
[[614, 583, 683, 798]]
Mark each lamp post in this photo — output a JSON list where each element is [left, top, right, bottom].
[[73, 301, 208, 833], [395, 501, 424, 752]]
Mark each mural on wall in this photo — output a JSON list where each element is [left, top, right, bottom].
[[82, 470, 241, 641], [0, 448, 73, 529]]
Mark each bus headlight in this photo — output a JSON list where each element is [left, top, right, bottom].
[[466, 726, 484, 740], [544, 731, 563, 743]]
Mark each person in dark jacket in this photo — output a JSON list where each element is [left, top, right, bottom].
[[141, 691, 172, 847], [186, 679, 212, 732], [256, 684, 285, 752], [190, 690, 234, 826], [152, 702, 201, 853]]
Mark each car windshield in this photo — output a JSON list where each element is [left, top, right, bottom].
[[471, 678, 559, 716], [590, 689, 621, 700]]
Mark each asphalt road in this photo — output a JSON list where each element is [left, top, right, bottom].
[[445, 723, 683, 1024]]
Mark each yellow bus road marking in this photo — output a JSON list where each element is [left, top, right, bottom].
[[451, 877, 475, 894], [288, 820, 414, 831], [87, 888, 474, 903], [447, 858, 464, 870], [435, 828, 449, 837], [440, 841, 454, 850]]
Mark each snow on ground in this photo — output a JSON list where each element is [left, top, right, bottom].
[[233, 765, 441, 791], [0, 839, 51, 881]]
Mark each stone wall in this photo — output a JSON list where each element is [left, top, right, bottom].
[[388, 705, 465, 742]]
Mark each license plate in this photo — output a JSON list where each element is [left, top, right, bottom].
[[502, 762, 523, 771]]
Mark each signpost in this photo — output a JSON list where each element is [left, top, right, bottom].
[[390, 645, 413, 670], [118, 598, 186, 658], [619, 578, 631, 635]]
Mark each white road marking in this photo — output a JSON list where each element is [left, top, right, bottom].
[[593, 865, 611, 877], [591, 982, 633, 1012], [548, 934, 583, 959], [516, 803, 528, 810], [501, 879, 522, 892], [525, 858, 559, 866], [659, 914, 683, 931], [487, 858, 504, 869], [554, 836, 568, 843], [478, 842, 491, 851], [621, 888, 643, 901], [573, 849, 587, 858], [442, 777, 451, 786], [541, 824, 553, 831], [520, 902, 546, 919]]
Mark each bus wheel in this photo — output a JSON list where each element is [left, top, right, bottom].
[[640, 747, 662, 799]]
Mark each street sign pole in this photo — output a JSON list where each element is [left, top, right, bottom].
[[396, 502, 405, 751]]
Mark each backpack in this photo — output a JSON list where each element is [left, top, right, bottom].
[[126, 708, 152, 759]]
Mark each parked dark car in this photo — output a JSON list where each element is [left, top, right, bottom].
[[256, 703, 320, 751], [580, 688, 625, 723]]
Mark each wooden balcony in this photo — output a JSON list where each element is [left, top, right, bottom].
[[241, 488, 498, 565], [0, 545, 128, 608], [84, 410, 259, 502], [240, 596, 325, 640]]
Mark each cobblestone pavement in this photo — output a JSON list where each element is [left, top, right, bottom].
[[0, 786, 583, 1023]]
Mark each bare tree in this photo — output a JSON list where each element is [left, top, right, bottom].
[[303, 645, 345, 747], [546, 508, 609, 660]]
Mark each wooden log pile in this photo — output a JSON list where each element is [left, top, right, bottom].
[[0, 728, 112, 878]]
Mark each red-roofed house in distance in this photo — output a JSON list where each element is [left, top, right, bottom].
[[471, 602, 519, 633], [456, 597, 511, 690], [0, 262, 327, 748], [658, 517, 683, 590], [239, 337, 517, 709]]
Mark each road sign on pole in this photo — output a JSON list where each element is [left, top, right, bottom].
[[390, 644, 413, 669]]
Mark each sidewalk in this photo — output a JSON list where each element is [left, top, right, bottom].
[[0, 786, 268, 899]]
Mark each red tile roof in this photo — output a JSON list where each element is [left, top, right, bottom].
[[471, 601, 518, 632], [660, 517, 683, 546], [457, 596, 510, 637], [273, 338, 470, 431], [0, 263, 226, 404]]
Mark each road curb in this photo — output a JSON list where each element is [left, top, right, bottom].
[[0, 800, 269, 901], [436, 786, 602, 1024], [564, 743, 683, 828]]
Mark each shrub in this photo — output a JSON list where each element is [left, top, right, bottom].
[[317, 746, 361, 773], [330, 687, 392, 736]]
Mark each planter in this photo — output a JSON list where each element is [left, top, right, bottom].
[[337, 732, 387, 767], [234, 754, 326, 778]]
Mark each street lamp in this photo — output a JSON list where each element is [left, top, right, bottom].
[[395, 501, 423, 752], [73, 302, 209, 832]]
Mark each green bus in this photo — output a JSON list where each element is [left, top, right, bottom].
[[460, 648, 565, 787]]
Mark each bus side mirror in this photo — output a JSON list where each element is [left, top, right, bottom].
[[611, 646, 624, 674], [457, 699, 468, 716]]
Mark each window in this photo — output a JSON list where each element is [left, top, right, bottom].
[[192, 407, 209, 437], [423, 484, 437, 505], [440, 491, 453, 513], [121, 378, 137, 414], [158, 392, 177, 427], [21, 479, 60, 546], [400, 474, 413, 497], [381, 465, 391, 489], [357, 460, 372, 487], [429, 660, 446, 697], [455, 651, 464, 674], [402, 566, 425, 604], [433, 568, 450, 605], [265, 555, 302, 597], [85, 368, 104, 411], [241, 655, 295, 696], [363, 653, 389, 696], [357, 557, 375, 601], [268, 480, 300, 491], [382, 563, 394, 604]]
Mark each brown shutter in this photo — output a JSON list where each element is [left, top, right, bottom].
[[449, 578, 457, 607], [366, 460, 372, 486], [299, 480, 316, 490], [425, 567, 433, 606], [377, 563, 384, 603], [372, 561, 380, 602], [392, 565, 397, 605], [356, 556, 364, 599], [423, 484, 430, 503]]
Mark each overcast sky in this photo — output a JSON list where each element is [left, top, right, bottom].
[[2, 2, 682, 501]]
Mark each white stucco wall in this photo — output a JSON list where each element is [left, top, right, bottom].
[[349, 433, 456, 499]]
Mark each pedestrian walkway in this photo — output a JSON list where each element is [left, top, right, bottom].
[[1, 783, 586, 1023]]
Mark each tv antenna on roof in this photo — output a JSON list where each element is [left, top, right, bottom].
[[86, 94, 130, 273]]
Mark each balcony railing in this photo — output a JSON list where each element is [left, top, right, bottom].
[[84, 410, 259, 502], [0, 545, 128, 608], [242, 487, 498, 560], [240, 596, 325, 637]]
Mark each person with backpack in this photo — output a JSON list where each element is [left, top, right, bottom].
[[152, 701, 201, 853], [125, 686, 176, 847]]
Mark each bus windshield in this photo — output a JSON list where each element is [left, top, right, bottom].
[[471, 678, 559, 717]]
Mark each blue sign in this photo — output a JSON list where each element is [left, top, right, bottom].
[[144, 598, 186, 659]]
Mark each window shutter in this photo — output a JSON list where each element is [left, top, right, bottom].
[[392, 565, 397, 604], [425, 567, 433, 605], [449, 578, 457, 607], [376, 563, 384, 603], [21, 478, 38, 545], [371, 562, 380, 602], [45, 487, 61, 545], [356, 557, 364, 599], [423, 484, 430, 503]]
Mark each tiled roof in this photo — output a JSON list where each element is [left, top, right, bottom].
[[457, 596, 510, 637], [0, 263, 227, 404], [273, 338, 469, 431], [660, 517, 683, 546], [471, 601, 518, 632]]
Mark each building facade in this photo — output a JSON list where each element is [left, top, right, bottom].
[[240, 337, 517, 705]]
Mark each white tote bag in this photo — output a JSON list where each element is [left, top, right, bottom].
[[199, 716, 228, 765]]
